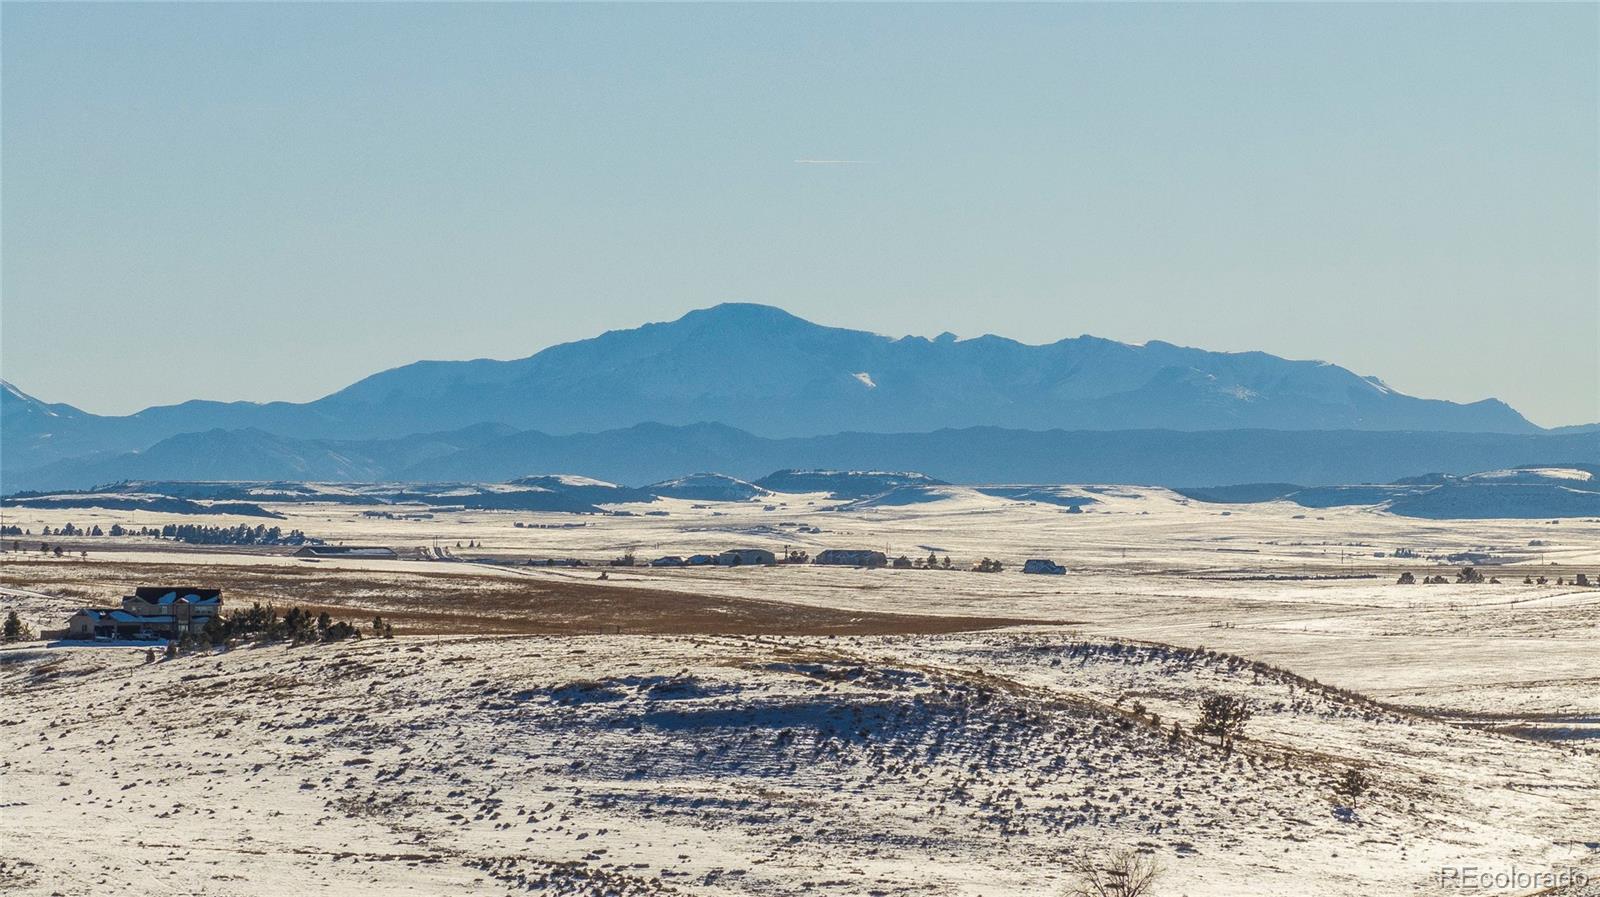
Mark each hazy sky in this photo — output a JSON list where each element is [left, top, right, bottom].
[[3, 3, 1596, 426]]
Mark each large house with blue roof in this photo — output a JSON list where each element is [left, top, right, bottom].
[[66, 587, 222, 640]]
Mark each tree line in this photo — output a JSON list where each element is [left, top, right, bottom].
[[157, 524, 319, 546], [155, 603, 395, 659], [3, 523, 319, 546]]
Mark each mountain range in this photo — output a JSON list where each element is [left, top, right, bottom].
[[3, 303, 1593, 491], [6, 419, 1596, 494]]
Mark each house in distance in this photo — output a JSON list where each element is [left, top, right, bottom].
[[814, 549, 889, 568], [715, 548, 777, 566], [293, 545, 399, 560], [66, 587, 222, 640]]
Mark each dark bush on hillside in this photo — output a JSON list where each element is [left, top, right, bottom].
[[1195, 694, 1251, 750], [3, 611, 35, 642], [195, 601, 378, 650], [1333, 767, 1373, 811]]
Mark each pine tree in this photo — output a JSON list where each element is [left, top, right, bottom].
[[3, 611, 33, 642], [1196, 694, 1251, 749], [1334, 767, 1372, 810]]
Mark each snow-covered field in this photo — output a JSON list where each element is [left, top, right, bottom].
[[2, 486, 1598, 895]]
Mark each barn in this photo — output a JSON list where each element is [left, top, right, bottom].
[[293, 545, 399, 559], [814, 549, 888, 568], [715, 548, 777, 566]]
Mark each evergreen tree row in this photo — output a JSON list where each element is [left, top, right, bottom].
[[156, 603, 395, 657], [158, 524, 319, 546]]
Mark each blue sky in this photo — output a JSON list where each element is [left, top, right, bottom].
[[3, 3, 1595, 425]]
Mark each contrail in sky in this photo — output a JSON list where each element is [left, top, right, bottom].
[[794, 158, 877, 165]]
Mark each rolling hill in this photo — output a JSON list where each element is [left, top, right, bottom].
[[5, 422, 1596, 495]]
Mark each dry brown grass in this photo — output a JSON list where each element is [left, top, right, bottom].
[[2, 559, 1049, 637]]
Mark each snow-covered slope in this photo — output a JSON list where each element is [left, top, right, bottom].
[[752, 469, 950, 498], [646, 472, 771, 502], [4, 633, 1594, 896], [1180, 465, 1600, 519]]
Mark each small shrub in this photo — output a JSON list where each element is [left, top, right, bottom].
[[1333, 767, 1372, 810], [1062, 847, 1161, 897]]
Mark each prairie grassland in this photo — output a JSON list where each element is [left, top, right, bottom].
[[2, 489, 1597, 896]]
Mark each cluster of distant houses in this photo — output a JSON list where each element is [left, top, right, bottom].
[[649, 547, 785, 567], [643, 547, 1066, 574], [646, 547, 845, 567]]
